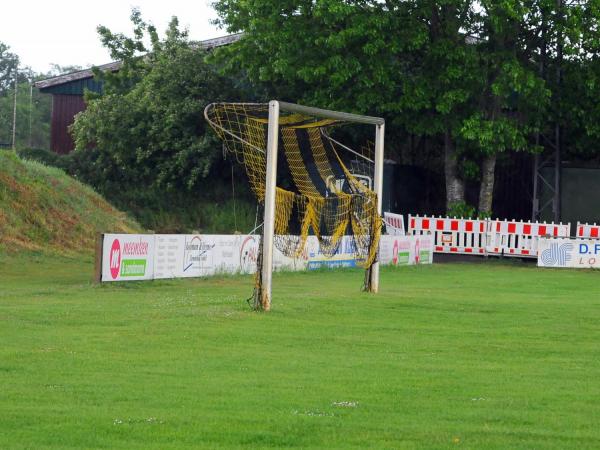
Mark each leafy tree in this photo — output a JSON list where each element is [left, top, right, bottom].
[[0, 42, 20, 96], [0, 78, 51, 148], [544, 0, 600, 164], [213, 0, 600, 217], [212, 0, 482, 211], [0, 42, 51, 148], [72, 10, 242, 192], [459, 2, 550, 215]]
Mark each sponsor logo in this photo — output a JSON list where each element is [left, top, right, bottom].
[[240, 236, 258, 272], [109, 238, 149, 279], [122, 240, 148, 256], [184, 236, 215, 272], [392, 240, 399, 265], [109, 239, 121, 279], [120, 259, 147, 277], [579, 243, 600, 256], [307, 260, 356, 270], [541, 243, 574, 267]]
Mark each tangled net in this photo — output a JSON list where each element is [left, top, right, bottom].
[[204, 102, 382, 270]]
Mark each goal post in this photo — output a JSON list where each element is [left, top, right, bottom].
[[259, 101, 385, 310], [260, 101, 280, 311]]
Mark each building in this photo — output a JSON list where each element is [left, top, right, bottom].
[[35, 34, 242, 154]]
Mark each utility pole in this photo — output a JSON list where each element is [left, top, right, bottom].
[[29, 70, 33, 148], [532, 0, 568, 224], [11, 63, 17, 150]]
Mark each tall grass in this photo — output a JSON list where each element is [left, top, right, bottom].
[[0, 152, 140, 254]]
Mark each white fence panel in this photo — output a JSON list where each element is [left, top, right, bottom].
[[383, 212, 405, 236], [408, 215, 487, 255]]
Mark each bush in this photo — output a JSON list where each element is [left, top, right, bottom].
[[16, 148, 67, 170]]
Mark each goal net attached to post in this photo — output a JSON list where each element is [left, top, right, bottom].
[[204, 101, 385, 311]]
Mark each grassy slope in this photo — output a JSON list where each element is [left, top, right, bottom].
[[0, 152, 140, 254], [1, 255, 599, 449]]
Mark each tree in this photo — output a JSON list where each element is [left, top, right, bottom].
[[0, 42, 20, 96], [212, 0, 482, 212], [0, 42, 50, 148], [0, 77, 52, 148], [72, 10, 242, 192], [458, 2, 550, 215]]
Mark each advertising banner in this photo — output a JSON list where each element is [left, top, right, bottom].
[[378, 235, 434, 266], [538, 238, 600, 269], [154, 234, 262, 279], [100, 233, 433, 282], [305, 236, 360, 270], [101, 234, 155, 281]]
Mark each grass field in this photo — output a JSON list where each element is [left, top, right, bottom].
[[1, 253, 599, 449]]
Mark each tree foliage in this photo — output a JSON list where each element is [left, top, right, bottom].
[[0, 41, 52, 148], [212, 0, 600, 215], [0, 42, 21, 96], [72, 11, 242, 192]]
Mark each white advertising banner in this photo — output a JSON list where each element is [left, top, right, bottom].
[[538, 238, 600, 269], [101, 234, 155, 281], [379, 235, 434, 266], [100, 233, 433, 282], [154, 234, 261, 279]]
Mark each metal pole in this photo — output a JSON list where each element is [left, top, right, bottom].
[[29, 71, 33, 148], [259, 100, 280, 311], [554, 124, 561, 222], [278, 101, 384, 125], [554, 0, 563, 223], [369, 122, 385, 293], [532, 152, 540, 220], [11, 65, 18, 150]]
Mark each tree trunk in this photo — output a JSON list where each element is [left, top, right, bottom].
[[478, 153, 497, 216], [444, 130, 465, 212]]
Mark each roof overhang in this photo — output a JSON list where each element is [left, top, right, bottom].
[[35, 33, 243, 90]]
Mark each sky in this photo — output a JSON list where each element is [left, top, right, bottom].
[[1, 0, 225, 74]]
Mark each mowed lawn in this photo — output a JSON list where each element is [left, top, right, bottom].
[[1, 254, 599, 449]]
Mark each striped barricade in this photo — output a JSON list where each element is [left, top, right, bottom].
[[486, 220, 571, 258], [383, 212, 405, 236], [577, 222, 600, 239], [408, 215, 487, 255]]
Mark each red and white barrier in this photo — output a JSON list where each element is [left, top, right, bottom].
[[407, 214, 572, 258], [408, 215, 487, 255], [577, 222, 600, 239], [383, 212, 405, 236], [486, 220, 570, 257]]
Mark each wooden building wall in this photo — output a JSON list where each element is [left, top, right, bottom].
[[50, 94, 86, 154]]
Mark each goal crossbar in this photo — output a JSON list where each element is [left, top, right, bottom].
[[278, 101, 385, 126]]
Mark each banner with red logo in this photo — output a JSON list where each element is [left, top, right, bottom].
[[100, 233, 433, 282], [378, 235, 434, 266], [102, 234, 155, 281]]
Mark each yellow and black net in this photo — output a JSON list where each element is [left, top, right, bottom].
[[204, 102, 381, 270]]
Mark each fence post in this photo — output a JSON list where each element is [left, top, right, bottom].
[[94, 233, 103, 283]]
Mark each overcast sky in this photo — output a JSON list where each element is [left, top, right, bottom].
[[1, 0, 225, 74]]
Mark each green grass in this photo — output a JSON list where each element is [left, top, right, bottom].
[[1, 254, 599, 449]]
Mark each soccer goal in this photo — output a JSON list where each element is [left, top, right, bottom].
[[204, 101, 385, 311]]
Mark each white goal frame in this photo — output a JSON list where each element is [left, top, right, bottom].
[[260, 100, 385, 311]]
